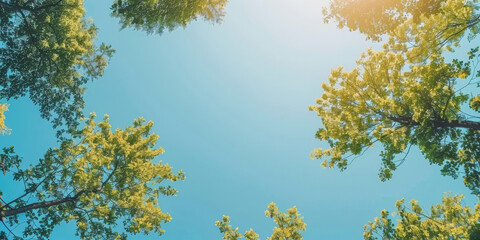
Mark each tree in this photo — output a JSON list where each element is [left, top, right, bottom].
[[0, 114, 185, 239], [322, 0, 447, 41], [0, 0, 227, 129], [363, 195, 480, 239], [111, 0, 228, 34], [0, 0, 114, 129], [310, 0, 480, 194], [0, 0, 228, 237], [216, 203, 306, 240]]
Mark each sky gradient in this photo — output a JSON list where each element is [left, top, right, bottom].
[[0, 0, 476, 239]]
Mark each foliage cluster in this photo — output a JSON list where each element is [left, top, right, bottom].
[[216, 203, 306, 240], [311, 0, 480, 194]]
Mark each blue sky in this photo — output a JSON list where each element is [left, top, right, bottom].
[[0, 0, 476, 239]]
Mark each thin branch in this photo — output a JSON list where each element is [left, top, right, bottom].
[[1, 219, 17, 238], [394, 144, 413, 168]]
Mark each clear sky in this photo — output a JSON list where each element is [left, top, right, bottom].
[[0, 0, 476, 239]]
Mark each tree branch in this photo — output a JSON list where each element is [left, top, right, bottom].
[[0, 187, 100, 218], [388, 115, 480, 130], [1, 220, 18, 238], [1, 169, 60, 211], [0, 158, 121, 219], [1, 195, 75, 218]]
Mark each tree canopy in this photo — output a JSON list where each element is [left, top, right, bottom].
[[363, 195, 480, 239], [310, 0, 480, 194], [111, 0, 228, 34], [322, 0, 448, 41], [216, 203, 306, 240], [0, 0, 229, 238], [0, 0, 114, 129], [0, 0, 227, 129], [0, 114, 184, 239]]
